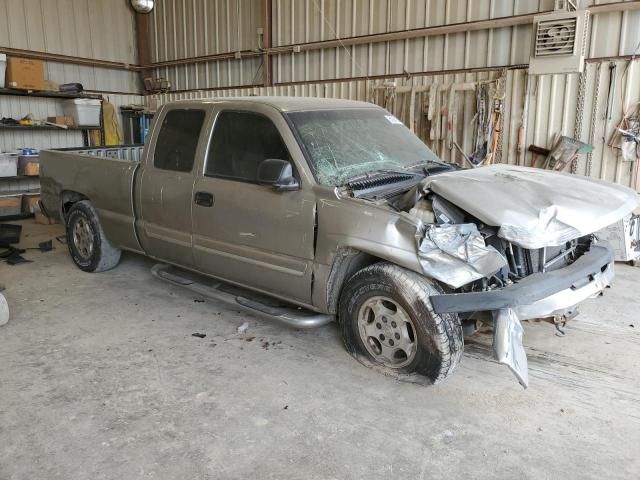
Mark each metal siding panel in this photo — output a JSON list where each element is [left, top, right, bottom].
[[6, 0, 29, 50], [0, 0, 9, 47], [142, 1, 638, 191], [141, 0, 639, 92], [0, 0, 138, 95], [592, 11, 624, 57], [23, 0, 46, 52]]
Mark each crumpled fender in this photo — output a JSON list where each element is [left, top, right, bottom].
[[417, 223, 507, 288]]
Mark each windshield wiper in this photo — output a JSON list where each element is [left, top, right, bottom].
[[342, 168, 421, 186], [404, 158, 450, 171], [345, 170, 425, 199]]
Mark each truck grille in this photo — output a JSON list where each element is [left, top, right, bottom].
[[505, 236, 592, 279]]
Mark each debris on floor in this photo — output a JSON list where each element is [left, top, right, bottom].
[[1, 246, 32, 265], [35, 240, 53, 252], [237, 322, 249, 334], [1, 224, 54, 264], [191, 332, 206, 338], [0, 223, 22, 246]]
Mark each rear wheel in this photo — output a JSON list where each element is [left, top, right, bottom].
[[339, 263, 463, 384], [65, 200, 121, 272]]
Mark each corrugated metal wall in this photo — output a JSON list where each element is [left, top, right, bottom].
[[0, 0, 138, 91], [149, 0, 263, 89], [147, 0, 640, 89], [147, 0, 640, 190], [0, 0, 143, 151]]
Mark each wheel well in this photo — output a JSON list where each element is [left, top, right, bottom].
[[325, 248, 383, 314], [61, 191, 89, 217]]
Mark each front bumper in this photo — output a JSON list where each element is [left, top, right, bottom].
[[429, 242, 615, 387]]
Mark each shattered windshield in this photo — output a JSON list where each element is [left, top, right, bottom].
[[286, 108, 441, 186]]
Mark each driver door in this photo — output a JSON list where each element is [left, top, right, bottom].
[[191, 107, 316, 304]]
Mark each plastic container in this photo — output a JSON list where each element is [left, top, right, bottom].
[[0, 153, 18, 177], [62, 98, 102, 126], [0, 53, 6, 89]]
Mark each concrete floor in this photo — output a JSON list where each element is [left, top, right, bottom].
[[1, 220, 639, 480]]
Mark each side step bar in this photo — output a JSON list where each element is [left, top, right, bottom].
[[151, 264, 334, 329]]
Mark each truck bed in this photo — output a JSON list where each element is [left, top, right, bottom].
[[47, 145, 144, 162], [39, 145, 144, 252]]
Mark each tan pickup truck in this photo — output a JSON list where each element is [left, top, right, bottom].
[[40, 97, 639, 387]]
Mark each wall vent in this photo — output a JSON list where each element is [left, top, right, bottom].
[[529, 10, 589, 75]]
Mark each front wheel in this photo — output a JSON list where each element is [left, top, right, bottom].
[[65, 200, 121, 272], [338, 263, 463, 384]]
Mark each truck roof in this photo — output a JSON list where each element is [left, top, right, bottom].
[[170, 96, 379, 112]]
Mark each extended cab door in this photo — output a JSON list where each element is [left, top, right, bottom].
[[191, 105, 316, 304], [137, 105, 210, 267]]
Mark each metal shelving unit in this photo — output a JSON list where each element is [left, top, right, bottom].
[[0, 88, 105, 147], [0, 88, 105, 219]]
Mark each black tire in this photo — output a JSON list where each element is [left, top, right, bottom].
[[65, 200, 121, 272], [338, 263, 463, 384]]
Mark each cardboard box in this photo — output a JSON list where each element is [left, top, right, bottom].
[[22, 194, 40, 213], [0, 195, 22, 216], [5, 57, 45, 90], [22, 163, 39, 176], [18, 156, 39, 176], [47, 115, 75, 126], [34, 210, 58, 225], [43, 79, 59, 91]]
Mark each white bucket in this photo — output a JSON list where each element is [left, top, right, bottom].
[[0, 153, 18, 177]]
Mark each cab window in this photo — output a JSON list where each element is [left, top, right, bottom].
[[206, 111, 291, 182], [154, 109, 206, 172]]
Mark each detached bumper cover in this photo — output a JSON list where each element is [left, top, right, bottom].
[[429, 242, 615, 388], [430, 243, 614, 315]]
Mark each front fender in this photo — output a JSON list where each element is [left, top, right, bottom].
[[312, 194, 424, 313]]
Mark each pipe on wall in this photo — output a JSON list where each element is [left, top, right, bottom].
[[0, 47, 137, 72]]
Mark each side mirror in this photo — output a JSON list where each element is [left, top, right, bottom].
[[257, 159, 300, 191]]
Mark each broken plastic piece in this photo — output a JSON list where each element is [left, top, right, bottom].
[[237, 322, 249, 334], [493, 308, 528, 388], [38, 240, 53, 252]]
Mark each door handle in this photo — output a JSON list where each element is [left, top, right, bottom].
[[194, 191, 214, 207]]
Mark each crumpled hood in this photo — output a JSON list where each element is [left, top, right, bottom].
[[420, 165, 639, 249]]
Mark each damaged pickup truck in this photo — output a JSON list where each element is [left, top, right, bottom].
[[40, 97, 639, 387]]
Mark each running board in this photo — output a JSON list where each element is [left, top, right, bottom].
[[151, 264, 334, 329]]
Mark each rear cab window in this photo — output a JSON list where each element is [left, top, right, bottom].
[[206, 110, 292, 182], [153, 109, 206, 172]]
